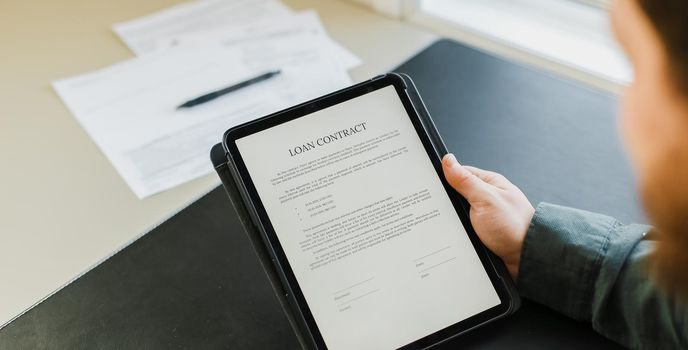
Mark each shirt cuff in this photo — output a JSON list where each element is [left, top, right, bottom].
[[517, 202, 621, 321]]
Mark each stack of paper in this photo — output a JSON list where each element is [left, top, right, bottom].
[[54, 0, 360, 198]]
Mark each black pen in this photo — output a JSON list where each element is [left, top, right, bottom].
[[177, 70, 281, 109]]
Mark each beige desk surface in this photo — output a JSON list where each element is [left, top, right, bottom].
[[0, 0, 435, 326]]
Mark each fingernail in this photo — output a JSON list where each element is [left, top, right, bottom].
[[444, 154, 472, 178], [443, 153, 458, 167]]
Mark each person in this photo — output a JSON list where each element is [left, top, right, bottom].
[[441, 0, 688, 348]]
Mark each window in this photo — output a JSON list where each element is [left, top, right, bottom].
[[348, 0, 630, 88]]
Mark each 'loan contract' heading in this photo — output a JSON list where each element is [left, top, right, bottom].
[[288, 122, 368, 157]]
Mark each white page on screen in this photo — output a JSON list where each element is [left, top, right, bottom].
[[235, 86, 500, 350]]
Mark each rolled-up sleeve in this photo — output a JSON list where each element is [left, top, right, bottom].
[[517, 202, 687, 350]]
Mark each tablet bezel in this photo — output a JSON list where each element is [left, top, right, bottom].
[[223, 74, 514, 349]]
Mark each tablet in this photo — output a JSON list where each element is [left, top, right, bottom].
[[222, 74, 518, 349]]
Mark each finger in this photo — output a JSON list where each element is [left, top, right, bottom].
[[442, 154, 494, 203], [463, 166, 511, 189]]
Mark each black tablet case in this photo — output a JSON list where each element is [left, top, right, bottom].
[[211, 73, 521, 349]]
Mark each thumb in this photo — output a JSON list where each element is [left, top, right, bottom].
[[442, 154, 493, 203]]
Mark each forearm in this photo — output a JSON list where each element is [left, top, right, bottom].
[[517, 203, 687, 349]]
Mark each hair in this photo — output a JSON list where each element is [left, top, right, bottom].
[[637, 0, 688, 92], [635, 0, 688, 296]]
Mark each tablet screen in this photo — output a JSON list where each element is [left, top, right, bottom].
[[235, 85, 500, 349]]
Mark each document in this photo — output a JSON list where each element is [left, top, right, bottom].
[[235, 86, 500, 349], [113, 0, 292, 55], [153, 10, 361, 70], [53, 40, 351, 198], [113, 0, 360, 70]]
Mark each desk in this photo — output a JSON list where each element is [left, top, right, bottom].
[[0, 0, 435, 326], [0, 38, 636, 348]]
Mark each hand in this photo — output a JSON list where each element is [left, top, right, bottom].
[[441, 154, 534, 280]]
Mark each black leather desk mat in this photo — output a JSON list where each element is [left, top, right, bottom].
[[0, 39, 641, 349]]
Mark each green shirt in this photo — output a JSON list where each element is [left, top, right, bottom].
[[518, 203, 688, 350]]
